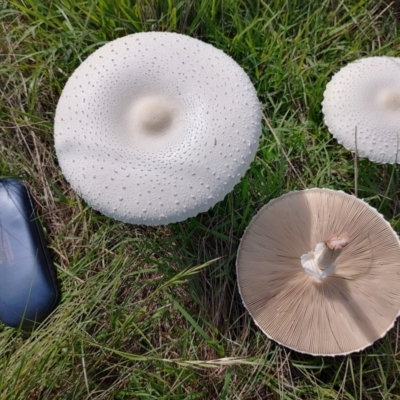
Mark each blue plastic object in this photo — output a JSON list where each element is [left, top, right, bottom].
[[0, 179, 59, 327]]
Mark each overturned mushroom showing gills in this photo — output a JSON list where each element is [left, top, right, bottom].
[[237, 188, 400, 356], [322, 56, 400, 164], [55, 32, 261, 225]]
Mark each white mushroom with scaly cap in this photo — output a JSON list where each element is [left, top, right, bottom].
[[55, 32, 261, 225], [237, 188, 400, 356], [322, 56, 400, 163]]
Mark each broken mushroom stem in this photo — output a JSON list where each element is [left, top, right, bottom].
[[319, 233, 350, 270], [301, 233, 349, 280]]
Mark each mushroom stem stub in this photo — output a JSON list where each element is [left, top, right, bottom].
[[319, 233, 350, 269], [301, 233, 349, 280]]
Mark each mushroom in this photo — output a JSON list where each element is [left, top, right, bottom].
[[322, 56, 400, 163], [236, 188, 400, 356], [54, 32, 261, 225]]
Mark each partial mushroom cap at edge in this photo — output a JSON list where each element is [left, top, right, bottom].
[[322, 56, 400, 164]]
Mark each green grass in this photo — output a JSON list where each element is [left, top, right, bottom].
[[1, 0, 400, 398]]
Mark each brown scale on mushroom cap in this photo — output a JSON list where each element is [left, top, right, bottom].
[[237, 188, 400, 356]]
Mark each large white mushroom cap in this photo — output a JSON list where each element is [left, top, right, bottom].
[[55, 32, 261, 225], [322, 56, 400, 164]]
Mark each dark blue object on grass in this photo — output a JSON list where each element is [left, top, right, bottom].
[[0, 178, 59, 327]]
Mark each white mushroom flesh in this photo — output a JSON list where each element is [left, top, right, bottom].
[[301, 233, 349, 280]]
